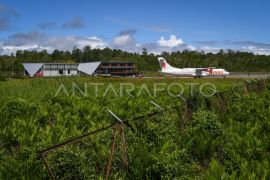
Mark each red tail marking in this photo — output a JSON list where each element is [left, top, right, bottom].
[[160, 60, 166, 68]]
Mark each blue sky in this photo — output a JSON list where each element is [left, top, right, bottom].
[[1, 0, 270, 54]]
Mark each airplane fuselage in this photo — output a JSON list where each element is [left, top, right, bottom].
[[158, 57, 229, 77], [161, 68, 202, 77]]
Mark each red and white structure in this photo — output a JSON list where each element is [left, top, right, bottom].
[[158, 57, 229, 77]]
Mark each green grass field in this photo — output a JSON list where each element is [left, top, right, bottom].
[[0, 77, 242, 100], [1, 77, 270, 179]]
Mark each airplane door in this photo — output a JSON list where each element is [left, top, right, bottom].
[[195, 69, 203, 77]]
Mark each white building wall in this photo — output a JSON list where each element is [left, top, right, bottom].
[[69, 70, 78, 75], [50, 70, 60, 76], [43, 70, 50, 77], [43, 70, 61, 77], [42, 70, 78, 77]]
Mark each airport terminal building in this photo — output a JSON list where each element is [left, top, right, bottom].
[[22, 61, 137, 77]]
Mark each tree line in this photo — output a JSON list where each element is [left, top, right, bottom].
[[0, 46, 270, 77]]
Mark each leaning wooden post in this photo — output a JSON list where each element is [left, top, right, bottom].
[[105, 126, 119, 180], [106, 109, 128, 180], [177, 95, 190, 130], [41, 153, 56, 180], [120, 125, 128, 168]]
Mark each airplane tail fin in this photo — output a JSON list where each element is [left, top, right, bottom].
[[158, 57, 174, 71]]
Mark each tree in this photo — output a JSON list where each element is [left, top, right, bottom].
[[1, 46, 270, 77], [142, 48, 148, 56], [72, 47, 83, 62]]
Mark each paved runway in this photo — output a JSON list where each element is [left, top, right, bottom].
[[225, 73, 270, 79]]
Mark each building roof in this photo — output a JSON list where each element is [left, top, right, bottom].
[[77, 62, 101, 75], [43, 63, 78, 65], [101, 61, 135, 63], [22, 63, 44, 77]]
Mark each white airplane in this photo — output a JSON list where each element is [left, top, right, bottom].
[[158, 57, 229, 77]]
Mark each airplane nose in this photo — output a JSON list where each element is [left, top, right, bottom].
[[225, 71, 230, 75]]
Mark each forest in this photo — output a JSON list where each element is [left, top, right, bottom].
[[1, 47, 270, 77]]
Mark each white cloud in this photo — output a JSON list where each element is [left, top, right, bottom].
[[1, 44, 39, 55], [0, 31, 196, 55], [199, 46, 220, 53], [111, 29, 138, 52], [4, 30, 270, 56], [186, 45, 196, 51], [242, 46, 270, 55], [88, 36, 102, 41], [112, 30, 136, 47], [158, 35, 184, 48], [224, 40, 270, 55], [138, 35, 195, 54], [0, 33, 108, 55], [111, 33, 193, 55], [113, 34, 134, 46], [2, 29, 270, 56], [57, 35, 107, 49]]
